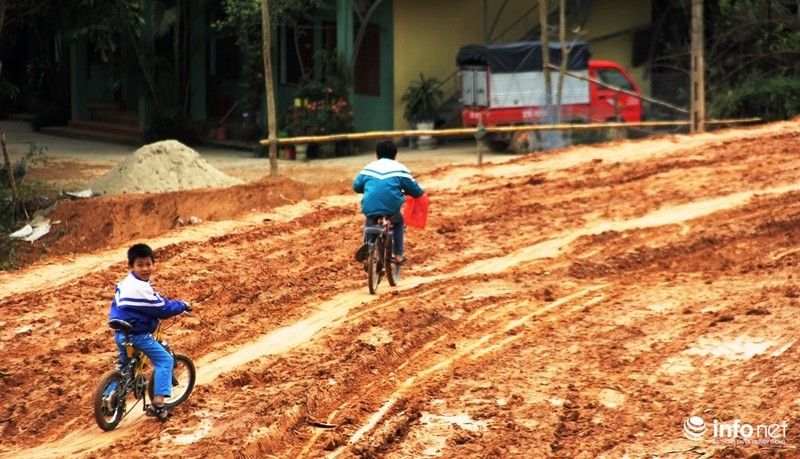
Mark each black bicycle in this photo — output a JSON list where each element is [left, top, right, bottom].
[[364, 215, 401, 294], [93, 316, 196, 431]]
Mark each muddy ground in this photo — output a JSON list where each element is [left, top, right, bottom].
[[2, 121, 800, 459]]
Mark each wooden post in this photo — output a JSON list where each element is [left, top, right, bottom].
[[261, 0, 278, 175], [1, 130, 26, 219], [690, 0, 705, 133]]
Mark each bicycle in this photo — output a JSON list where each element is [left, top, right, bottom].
[[93, 315, 196, 431], [363, 215, 401, 294]]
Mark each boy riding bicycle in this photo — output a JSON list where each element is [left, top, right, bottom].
[[353, 139, 425, 266], [108, 243, 191, 420]]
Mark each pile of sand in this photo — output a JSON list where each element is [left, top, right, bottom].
[[89, 140, 243, 196]]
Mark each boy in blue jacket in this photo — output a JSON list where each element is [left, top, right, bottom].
[[108, 243, 190, 420], [353, 139, 425, 265]]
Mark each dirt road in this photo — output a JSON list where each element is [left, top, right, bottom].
[[2, 121, 800, 458]]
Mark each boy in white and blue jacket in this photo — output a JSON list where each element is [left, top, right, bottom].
[[108, 243, 190, 419], [353, 139, 425, 265]]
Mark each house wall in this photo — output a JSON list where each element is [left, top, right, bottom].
[[393, 0, 497, 130], [582, 0, 650, 87], [393, 0, 651, 130]]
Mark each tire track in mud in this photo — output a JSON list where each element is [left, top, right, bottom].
[[6, 182, 800, 458], [315, 287, 607, 459]]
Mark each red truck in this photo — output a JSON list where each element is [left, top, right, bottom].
[[456, 41, 642, 152]]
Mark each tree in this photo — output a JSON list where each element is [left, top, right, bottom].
[[216, 0, 385, 117], [705, 0, 800, 120], [649, 0, 800, 121], [216, 0, 329, 88]]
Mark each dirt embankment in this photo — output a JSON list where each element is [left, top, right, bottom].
[[2, 121, 800, 458]]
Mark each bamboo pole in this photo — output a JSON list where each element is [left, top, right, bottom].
[[262, 117, 761, 146]]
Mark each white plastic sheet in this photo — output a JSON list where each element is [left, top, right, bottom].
[[23, 223, 51, 242], [9, 224, 33, 239]]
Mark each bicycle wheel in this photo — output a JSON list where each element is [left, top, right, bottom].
[[386, 235, 400, 286], [367, 239, 382, 294], [93, 369, 127, 431], [148, 354, 196, 409]]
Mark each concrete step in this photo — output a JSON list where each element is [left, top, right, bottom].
[[41, 125, 142, 146], [68, 120, 142, 139], [88, 109, 139, 126]]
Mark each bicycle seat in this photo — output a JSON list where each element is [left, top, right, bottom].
[[109, 319, 133, 334]]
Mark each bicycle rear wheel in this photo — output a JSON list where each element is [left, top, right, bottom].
[[386, 236, 400, 286], [93, 369, 127, 431], [148, 354, 196, 409], [367, 239, 382, 294]]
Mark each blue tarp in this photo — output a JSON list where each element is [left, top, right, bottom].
[[456, 41, 590, 73]]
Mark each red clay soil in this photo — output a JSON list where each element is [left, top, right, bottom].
[[2, 121, 800, 458]]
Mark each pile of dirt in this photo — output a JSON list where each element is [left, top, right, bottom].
[[88, 140, 243, 195]]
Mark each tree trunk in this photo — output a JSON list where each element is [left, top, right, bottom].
[[261, 0, 278, 175], [0, 0, 7, 38], [556, 0, 566, 117], [539, 1, 552, 110]]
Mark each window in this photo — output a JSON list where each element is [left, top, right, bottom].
[[280, 22, 314, 85], [596, 68, 634, 91]]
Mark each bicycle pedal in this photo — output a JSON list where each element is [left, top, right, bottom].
[[146, 404, 171, 420]]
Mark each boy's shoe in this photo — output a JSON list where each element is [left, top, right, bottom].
[[394, 255, 407, 266], [355, 244, 369, 262], [145, 403, 171, 421]]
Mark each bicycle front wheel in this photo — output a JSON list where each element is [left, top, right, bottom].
[[93, 369, 127, 431], [148, 354, 196, 409], [367, 240, 382, 294]]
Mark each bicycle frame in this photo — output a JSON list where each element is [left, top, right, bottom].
[[121, 323, 164, 382], [115, 322, 166, 406], [364, 216, 399, 293]]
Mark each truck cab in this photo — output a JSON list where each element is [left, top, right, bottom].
[[589, 60, 642, 123]]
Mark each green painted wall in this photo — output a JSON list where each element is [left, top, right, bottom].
[[351, 2, 393, 133]]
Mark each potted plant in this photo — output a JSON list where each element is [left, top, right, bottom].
[[401, 73, 443, 149]]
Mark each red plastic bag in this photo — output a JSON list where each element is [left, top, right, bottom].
[[403, 193, 429, 229]]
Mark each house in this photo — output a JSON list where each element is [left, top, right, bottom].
[[6, 0, 672, 145]]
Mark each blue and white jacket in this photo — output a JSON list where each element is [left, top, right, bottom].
[[108, 272, 187, 335], [353, 158, 425, 217]]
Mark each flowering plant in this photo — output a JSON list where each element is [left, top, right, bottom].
[[283, 82, 354, 137]]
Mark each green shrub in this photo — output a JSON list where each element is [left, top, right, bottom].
[[711, 75, 800, 122]]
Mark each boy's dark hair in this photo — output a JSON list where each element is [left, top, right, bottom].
[[375, 139, 397, 160], [127, 243, 155, 266]]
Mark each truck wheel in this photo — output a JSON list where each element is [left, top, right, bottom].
[[511, 131, 541, 153], [482, 138, 510, 153]]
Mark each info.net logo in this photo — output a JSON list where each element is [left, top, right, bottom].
[[683, 415, 788, 446]]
